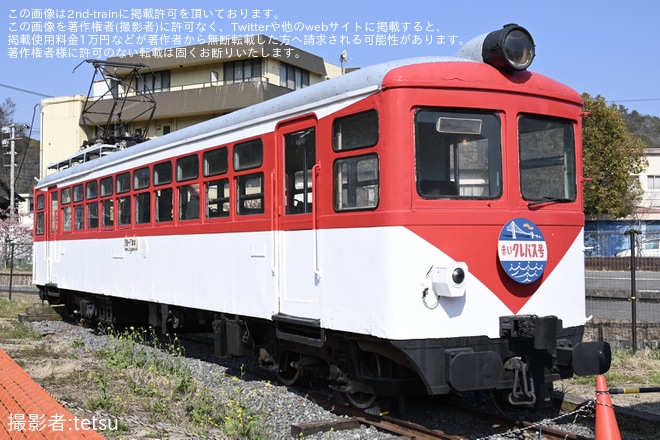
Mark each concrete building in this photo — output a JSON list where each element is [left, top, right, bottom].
[[40, 35, 342, 177]]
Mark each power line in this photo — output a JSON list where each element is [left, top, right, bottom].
[[0, 83, 52, 98], [608, 98, 660, 103]]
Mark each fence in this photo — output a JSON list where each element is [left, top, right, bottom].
[[585, 230, 660, 351]]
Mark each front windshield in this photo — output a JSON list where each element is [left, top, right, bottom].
[[414, 109, 502, 199], [519, 116, 576, 202]]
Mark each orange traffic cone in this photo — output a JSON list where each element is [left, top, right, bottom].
[[595, 375, 621, 440]]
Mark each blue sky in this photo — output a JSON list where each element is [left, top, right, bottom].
[[1, 1, 659, 139]]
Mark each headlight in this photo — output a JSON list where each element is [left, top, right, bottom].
[[482, 24, 535, 72]]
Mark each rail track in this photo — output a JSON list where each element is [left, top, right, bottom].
[[15, 307, 657, 439]]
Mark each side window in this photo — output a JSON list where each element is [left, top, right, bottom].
[[179, 183, 200, 220], [74, 205, 85, 230], [203, 147, 228, 177], [237, 173, 264, 215], [154, 161, 172, 186], [35, 194, 45, 235], [154, 161, 173, 223], [86, 181, 98, 200], [100, 177, 113, 197], [100, 177, 114, 228], [61, 188, 71, 205], [233, 139, 263, 171], [204, 147, 230, 218], [177, 154, 199, 182], [73, 184, 84, 203], [334, 154, 379, 211], [177, 154, 200, 221], [134, 167, 150, 225], [62, 206, 72, 231], [117, 196, 131, 226], [61, 187, 72, 232], [116, 172, 130, 194], [206, 179, 230, 218], [116, 172, 131, 226], [155, 188, 173, 222], [102, 199, 114, 228], [87, 201, 99, 229], [234, 139, 264, 216], [332, 110, 379, 151]]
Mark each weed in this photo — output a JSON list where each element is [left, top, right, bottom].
[[0, 320, 42, 340]]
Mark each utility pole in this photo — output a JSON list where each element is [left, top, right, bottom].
[[1, 123, 28, 215]]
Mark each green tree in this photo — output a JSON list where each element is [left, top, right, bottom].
[[582, 93, 648, 219]]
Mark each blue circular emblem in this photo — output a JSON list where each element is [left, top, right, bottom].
[[497, 218, 547, 284]]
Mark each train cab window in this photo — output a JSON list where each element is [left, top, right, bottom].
[[86, 181, 98, 199], [519, 115, 576, 203], [206, 179, 230, 218], [73, 185, 84, 202], [37, 194, 45, 210], [233, 139, 263, 171], [237, 173, 264, 215], [415, 110, 502, 199], [332, 110, 379, 151], [61, 188, 71, 205], [334, 154, 379, 211], [285, 128, 315, 214]]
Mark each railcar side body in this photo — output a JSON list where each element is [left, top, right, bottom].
[[33, 25, 610, 408]]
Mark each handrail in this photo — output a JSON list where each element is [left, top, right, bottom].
[[312, 163, 321, 281]]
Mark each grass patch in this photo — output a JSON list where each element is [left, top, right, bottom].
[[0, 296, 42, 319], [89, 325, 265, 439], [0, 319, 42, 340]]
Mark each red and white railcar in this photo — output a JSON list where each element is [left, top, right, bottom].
[[33, 25, 609, 408]]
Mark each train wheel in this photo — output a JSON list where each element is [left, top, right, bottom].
[[168, 308, 184, 330], [276, 352, 301, 386], [344, 390, 377, 409]]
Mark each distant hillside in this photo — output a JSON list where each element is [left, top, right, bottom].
[[620, 107, 660, 149]]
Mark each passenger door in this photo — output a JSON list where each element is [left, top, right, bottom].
[[276, 117, 321, 319]]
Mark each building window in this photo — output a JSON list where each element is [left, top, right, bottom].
[[648, 175, 660, 190], [224, 59, 262, 84], [137, 71, 171, 93], [280, 63, 310, 90]]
